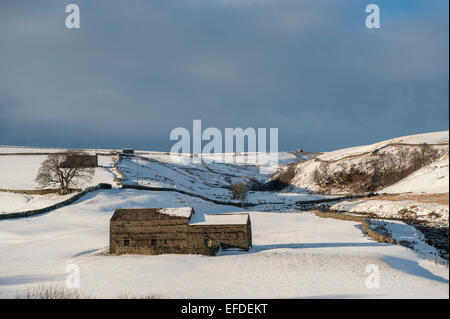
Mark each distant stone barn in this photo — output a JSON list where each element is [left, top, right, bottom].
[[109, 207, 252, 256], [60, 153, 98, 168]]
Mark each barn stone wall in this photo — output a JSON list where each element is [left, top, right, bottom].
[[110, 216, 191, 255], [110, 213, 252, 256], [187, 222, 252, 254]]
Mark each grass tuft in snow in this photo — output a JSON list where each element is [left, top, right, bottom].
[[15, 285, 164, 299], [15, 285, 92, 299]]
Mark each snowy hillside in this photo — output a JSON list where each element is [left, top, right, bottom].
[[318, 131, 449, 161], [271, 131, 449, 195], [380, 154, 449, 194], [0, 146, 323, 214], [114, 151, 324, 210], [0, 140, 448, 299]]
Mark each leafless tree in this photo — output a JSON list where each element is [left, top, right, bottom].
[[231, 182, 248, 207], [35, 150, 95, 194]]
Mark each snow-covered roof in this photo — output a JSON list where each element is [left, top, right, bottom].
[[111, 207, 194, 221], [158, 207, 194, 218], [111, 208, 249, 225], [190, 213, 249, 225]]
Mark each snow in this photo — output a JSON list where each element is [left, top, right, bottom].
[[0, 189, 448, 298], [158, 207, 194, 218], [191, 213, 249, 225], [0, 146, 66, 154], [0, 143, 448, 299], [0, 192, 75, 214], [0, 151, 117, 214], [0, 155, 116, 190], [198, 152, 299, 166], [0, 155, 47, 190], [318, 131, 448, 161], [368, 220, 437, 255], [116, 152, 333, 209], [380, 155, 449, 194], [0, 193, 29, 212], [284, 131, 449, 195], [0, 145, 114, 155], [331, 199, 448, 228], [97, 154, 115, 167], [0, 147, 326, 214]]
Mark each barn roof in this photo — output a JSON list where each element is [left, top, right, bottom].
[[190, 213, 250, 225], [111, 207, 194, 221]]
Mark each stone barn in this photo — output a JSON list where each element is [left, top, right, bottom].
[[122, 148, 134, 155], [109, 207, 252, 256], [60, 153, 98, 168]]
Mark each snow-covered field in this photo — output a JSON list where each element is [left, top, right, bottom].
[[0, 137, 448, 299], [0, 192, 75, 214], [0, 150, 117, 214], [0, 147, 317, 214], [0, 189, 448, 299], [0, 145, 114, 155], [0, 155, 116, 191], [0, 155, 48, 190]]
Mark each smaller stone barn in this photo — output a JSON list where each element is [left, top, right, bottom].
[[122, 148, 134, 155], [110, 207, 252, 256], [60, 153, 98, 168]]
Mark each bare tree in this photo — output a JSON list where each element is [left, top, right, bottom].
[[35, 150, 95, 194], [231, 182, 248, 207]]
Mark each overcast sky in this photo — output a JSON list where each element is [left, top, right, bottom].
[[0, 0, 448, 152]]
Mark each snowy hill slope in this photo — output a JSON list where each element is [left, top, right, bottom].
[[115, 151, 325, 209], [318, 131, 449, 162], [380, 154, 449, 194], [270, 131, 449, 195], [0, 145, 323, 214], [0, 143, 448, 298]]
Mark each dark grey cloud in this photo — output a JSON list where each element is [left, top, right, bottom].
[[0, 0, 448, 151]]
